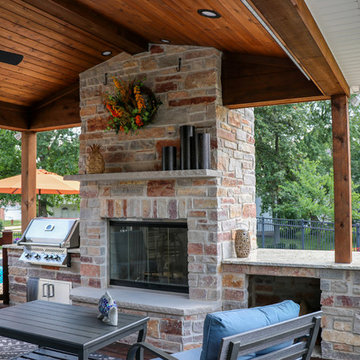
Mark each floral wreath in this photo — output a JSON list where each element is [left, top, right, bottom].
[[104, 78, 162, 134]]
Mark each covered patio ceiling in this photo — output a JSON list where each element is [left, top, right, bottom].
[[0, 0, 352, 133], [305, 0, 360, 94]]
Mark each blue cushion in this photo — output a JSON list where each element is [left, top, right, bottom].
[[169, 347, 202, 360], [255, 300, 300, 355], [200, 300, 300, 360], [153, 345, 253, 360], [152, 347, 202, 360]]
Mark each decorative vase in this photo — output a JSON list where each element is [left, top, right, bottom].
[[86, 144, 105, 174], [235, 230, 250, 258]]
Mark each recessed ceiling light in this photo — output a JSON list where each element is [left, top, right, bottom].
[[161, 39, 171, 44], [197, 9, 221, 18], [351, 85, 360, 94], [101, 50, 112, 56]]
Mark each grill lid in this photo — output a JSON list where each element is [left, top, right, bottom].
[[20, 218, 79, 246]]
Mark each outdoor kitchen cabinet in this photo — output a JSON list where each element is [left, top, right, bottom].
[[38, 278, 72, 304]]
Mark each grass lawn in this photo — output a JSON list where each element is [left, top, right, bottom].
[[2, 220, 21, 227], [258, 235, 335, 250]]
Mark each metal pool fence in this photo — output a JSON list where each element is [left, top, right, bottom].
[[257, 217, 360, 251]]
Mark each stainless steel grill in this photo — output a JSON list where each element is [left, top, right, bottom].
[[18, 218, 79, 267]]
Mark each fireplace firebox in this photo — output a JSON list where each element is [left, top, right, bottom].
[[109, 221, 188, 293]]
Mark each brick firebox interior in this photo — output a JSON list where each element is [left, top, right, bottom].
[[6, 44, 360, 359]]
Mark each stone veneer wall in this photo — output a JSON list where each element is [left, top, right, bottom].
[[79, 44, 222, 174], [78, 44, 256, 302], [222, 263, 360, 360]]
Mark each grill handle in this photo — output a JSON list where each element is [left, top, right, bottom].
[[48, 284, 55, 298], [42, 283, 48, 298], [42, 283, 55, 298], [18, 241, 64, 247]]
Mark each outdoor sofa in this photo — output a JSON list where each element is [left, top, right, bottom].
[[127, 300, 322, 360]]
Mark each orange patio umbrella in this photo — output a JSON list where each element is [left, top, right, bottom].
[[0, 169, 79, 195]]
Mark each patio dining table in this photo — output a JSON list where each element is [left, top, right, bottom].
[[0, 300, 149, 360]]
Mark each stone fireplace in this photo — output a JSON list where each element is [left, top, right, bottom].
[[69, 43, 256, 351], [6, 43, 360, 358]]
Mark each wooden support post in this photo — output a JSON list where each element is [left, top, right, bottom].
[[332, 95, 352, 263], [21, 131, 37, 233]]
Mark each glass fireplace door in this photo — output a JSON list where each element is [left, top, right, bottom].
[[109, 221, 188, 293]]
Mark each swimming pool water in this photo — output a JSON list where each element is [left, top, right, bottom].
[[0, 266, 3, 284]]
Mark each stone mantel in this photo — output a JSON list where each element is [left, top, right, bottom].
[[223, 249, 360, 270], [64, 169, 222, 182]]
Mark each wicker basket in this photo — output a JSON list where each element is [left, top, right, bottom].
[[234, 230, 250, 258], [86, 144, 105, 174]]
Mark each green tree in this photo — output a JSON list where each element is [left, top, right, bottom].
[[37, 128, 80, 175], [37, 128, 80, 216], [275, 160, 333, 221], [255, 96, 360, 221], [0, 128, 80, 216], [255, 104, 303, 217], [0, 130, 22, 207], [276, 159, 360, 222]]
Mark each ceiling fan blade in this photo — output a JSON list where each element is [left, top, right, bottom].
[[0, 50, 23, 65]]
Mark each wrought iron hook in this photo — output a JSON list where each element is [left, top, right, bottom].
[[176, 58, 182, 72]]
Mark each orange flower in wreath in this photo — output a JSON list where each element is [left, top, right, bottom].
[[135, 115, 143, 126]]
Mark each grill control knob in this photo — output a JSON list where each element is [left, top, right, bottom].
[[25, 253, 32, 259], [44, 255, 49, 260], [49, 255, 54, 260], [35, 254, 41, 260], [55, 255, 61, 261]]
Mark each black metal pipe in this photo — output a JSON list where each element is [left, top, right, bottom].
[[180, 125, 194, 170], [197, 133, 211, 169], [190, 131, 199, 169], [162, 146, 177, 170]]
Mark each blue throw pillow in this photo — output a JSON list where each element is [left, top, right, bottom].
[[200, 300, 300, 360]]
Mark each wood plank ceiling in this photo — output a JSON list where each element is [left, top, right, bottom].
[[0, 0, 140, 107], [0, 0, 351, 131], [75, 0, 284, 56]]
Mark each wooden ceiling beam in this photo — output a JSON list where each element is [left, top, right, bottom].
[[29, 83, 81, 132], [0, 83, 80, 132], [0, 101, 29, 131], [222, 52, 327, 108], [244, 0, 349, 97], [21, 0, 148, 55]]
